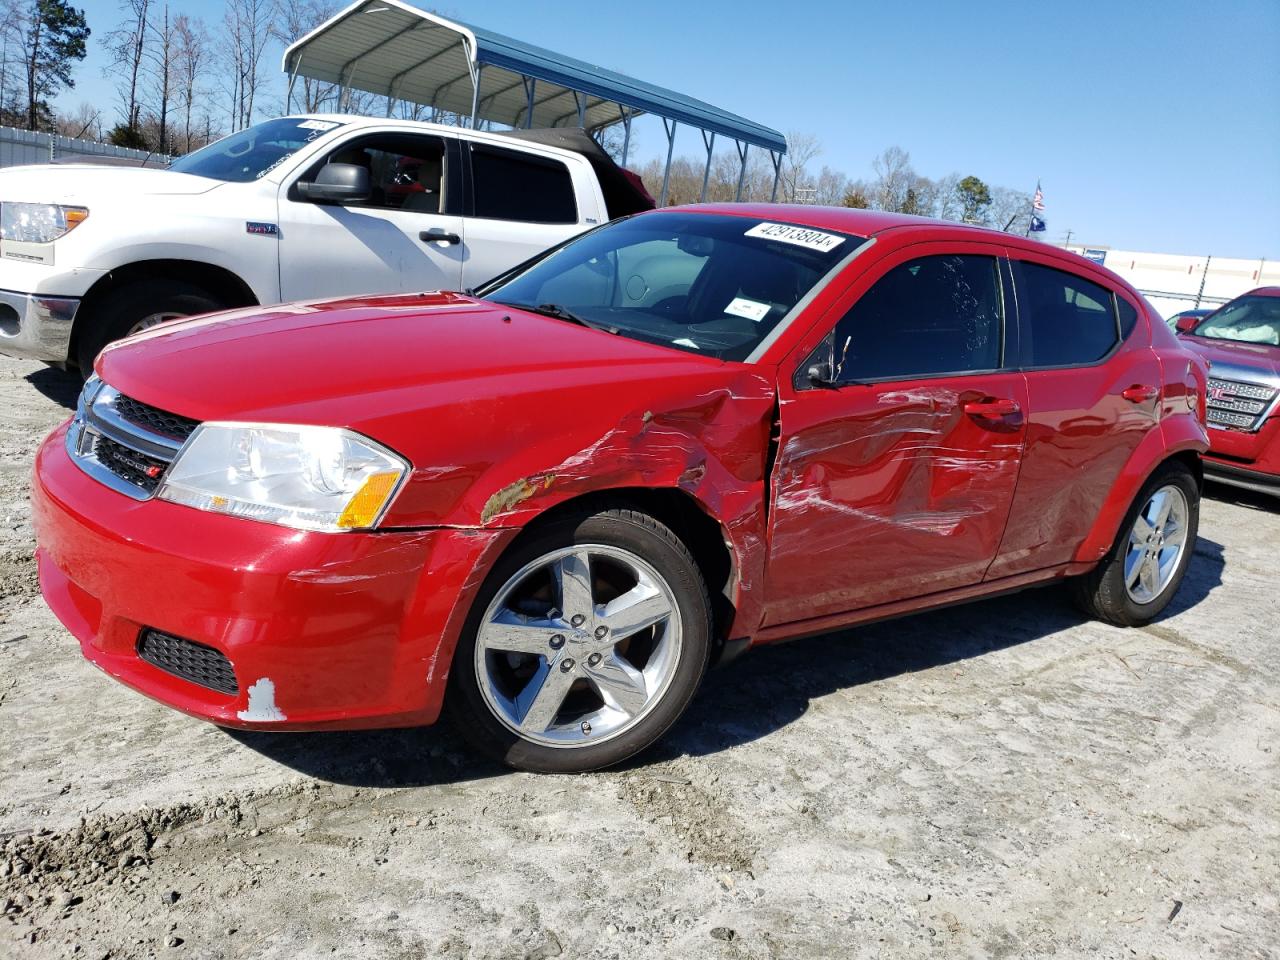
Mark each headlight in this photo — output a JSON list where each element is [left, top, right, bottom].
[[0, 202, 89, 243], [157, 423, 409, 532]]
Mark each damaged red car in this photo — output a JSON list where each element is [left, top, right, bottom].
[[33, 206, 1210, 772]]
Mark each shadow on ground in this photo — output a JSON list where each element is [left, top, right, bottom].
[[25, 365, 80, 411], [1204, 479, 1278, 513], [228, 537, 1225, 787]]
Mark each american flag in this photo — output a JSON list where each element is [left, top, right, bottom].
[[1032, 182, 1045, 211]]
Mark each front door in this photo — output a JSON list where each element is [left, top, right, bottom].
[[764, 244, 1028, 627], [277, 131, 466, 300]]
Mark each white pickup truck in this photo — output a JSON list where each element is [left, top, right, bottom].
[[0, 115, 651, 372]]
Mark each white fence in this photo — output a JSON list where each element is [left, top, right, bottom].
[[0, 125, 161, 168], [1065, 245, 1278, 320]]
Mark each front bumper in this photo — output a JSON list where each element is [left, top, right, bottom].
[[0, 288, 79, 361], [33, 422, 515, 730], [1203, 457, 1280, 497], [1205, 415, 1280, 497]]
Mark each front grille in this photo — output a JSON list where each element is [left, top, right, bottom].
[[113, 394, 199, 442], [93, 434, 167, 493], [137, 629, 238, 695], [1206, 377, 1278, 432]]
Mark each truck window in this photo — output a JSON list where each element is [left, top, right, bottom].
[[169, 117, 348, 182], [318, 134, 447, 214], [470, 145, 577, 225]]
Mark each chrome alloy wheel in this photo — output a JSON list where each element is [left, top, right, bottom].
[[474, 544, 683, 748], [126, 310, 186, 336], [1124, 484, 1190, 604]]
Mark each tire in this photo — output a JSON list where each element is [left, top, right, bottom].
[[75, 279, 224, 375], [1071, 461, 1199, 626], [446, 506, 712, 773]]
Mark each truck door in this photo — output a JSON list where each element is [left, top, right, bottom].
[[458, 141, 595, 290], [277, 131, 466, 300]]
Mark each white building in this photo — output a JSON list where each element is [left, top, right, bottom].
[[1063, 245, 1278, 320]]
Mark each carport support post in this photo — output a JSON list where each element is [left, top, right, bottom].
[[734, 141, 750, 201], [523, 77, 536, 128], [620, 108, 632, 166], [286, 68, 297, 114], [769, 151, 783, 203], [659, 118, 678, 207], [468, 59, 483, 128], [699, 130, 716, 203]]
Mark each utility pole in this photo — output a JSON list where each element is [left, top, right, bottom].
[[1194, 256, 1212, 308], [1063, 229, 1073, 247]]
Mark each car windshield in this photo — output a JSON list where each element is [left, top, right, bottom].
[[1192, 295, 1280, 346], [168, 117, 347, 183], [483, 211, 865, 362]]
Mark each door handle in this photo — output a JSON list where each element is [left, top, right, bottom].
[[1121, 384, 1160, 404], [963, 397, 1021, 418], [419, 230, 461, 245]]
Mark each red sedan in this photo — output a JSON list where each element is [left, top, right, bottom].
[[33, 206, 1209, 772]]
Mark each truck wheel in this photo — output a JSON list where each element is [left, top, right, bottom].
[[446, 506, 712, 773], [75, 280, 224, 375], [1071, 462, 1199, 627]]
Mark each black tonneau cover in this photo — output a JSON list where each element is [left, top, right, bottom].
[[497, 128, 655, 220]]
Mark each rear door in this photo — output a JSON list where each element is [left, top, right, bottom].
[[277, 131, 466, 299], [458, 141, 596, 289], [763, 242, 1028, 626], [986, 251, 1161, 577]]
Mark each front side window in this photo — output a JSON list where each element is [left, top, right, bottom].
[[483, 212, 865, 361], [169, 117, 347, 183], [1192, 294, 1280, 346], [471, 145, 577, 224], [1015, 261, 1119, 366], [318, 134, 447, 213], [827, 254, 1004, 383]]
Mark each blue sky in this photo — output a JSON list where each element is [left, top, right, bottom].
[[56, 0, 1280, 259]]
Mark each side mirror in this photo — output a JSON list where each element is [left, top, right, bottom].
[[807, 361, 837, 388], [296, 162, 370, 203], [1175, 315, 1200, 334]]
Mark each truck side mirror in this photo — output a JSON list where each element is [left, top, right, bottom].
[[297, 162, 371, 203], [1175, 315, 1200, 334]]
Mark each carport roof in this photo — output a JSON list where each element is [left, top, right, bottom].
[[281, 0, 787, 154]]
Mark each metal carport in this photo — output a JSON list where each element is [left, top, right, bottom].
[[281, 0, 787, 205]]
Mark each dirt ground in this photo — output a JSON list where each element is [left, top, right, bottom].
[[1, 354, 1277, 960]]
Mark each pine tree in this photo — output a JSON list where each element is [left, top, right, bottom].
[[17, 0, 90, 130]]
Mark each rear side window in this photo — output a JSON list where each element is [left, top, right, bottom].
[[1015, 261, 1119, 367], [1117, 297, 1139, 339], [471, 145, 577, 224], [831, 254, 1004, 382]]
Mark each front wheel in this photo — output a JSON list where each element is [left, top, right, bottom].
[[1071, 462, 1200, 626], [447, 507, 712, 773], [75, 279, 225, 374]]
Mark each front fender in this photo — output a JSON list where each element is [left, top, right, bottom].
[[1072, 411, 1208, 564]]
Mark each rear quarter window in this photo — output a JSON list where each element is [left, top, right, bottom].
[[1014, 261, 1119, 367]]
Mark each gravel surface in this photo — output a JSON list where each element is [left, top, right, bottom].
[[1, 355, 1277, 959]]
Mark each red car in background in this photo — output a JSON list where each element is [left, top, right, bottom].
[[32, 206, 1209, 772], [1174, 287, 1280, 496]]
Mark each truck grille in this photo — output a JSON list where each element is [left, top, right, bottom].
[[65, 380, 197, 500], [137, 629, 238, 695], [1205, 377, 1278, 432]]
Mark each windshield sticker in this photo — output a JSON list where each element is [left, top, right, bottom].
[[724, 297, 771, 322], [672, 337, 700, 349], [297, 119, 341, 131], [744, 222, 845, 253]]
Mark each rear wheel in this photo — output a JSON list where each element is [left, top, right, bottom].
[[1071, 462, 1199, 626], [75, 279, 224, 375], [447, 507, 711, 772]]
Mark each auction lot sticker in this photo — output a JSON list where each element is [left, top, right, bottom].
[[745, 222, 846, 252]]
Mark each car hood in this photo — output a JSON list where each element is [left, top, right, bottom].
[[1181, 334, 1280, 379], [0, 163, 223, 203], [97, 291, 747, 429]]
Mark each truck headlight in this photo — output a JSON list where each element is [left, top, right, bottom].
[[157, 423, 409, 531], [0, 202, 89, 243]]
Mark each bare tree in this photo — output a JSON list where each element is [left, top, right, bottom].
[[271, 0, 334, 112], [53, 97, 98, 137], [780, 130, 821, 203], [144, 1, 174, 151], [105, 0, 148, 132], [813, 164, 849, 205], [869, 146, 914, 212], [932, 172, 963, 221], [221, 0, 275, 131], [988, 185, 1032, 233], [172, 14, 207, 152]]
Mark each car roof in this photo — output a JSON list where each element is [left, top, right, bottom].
[[1243, 286, 1280, 298]]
